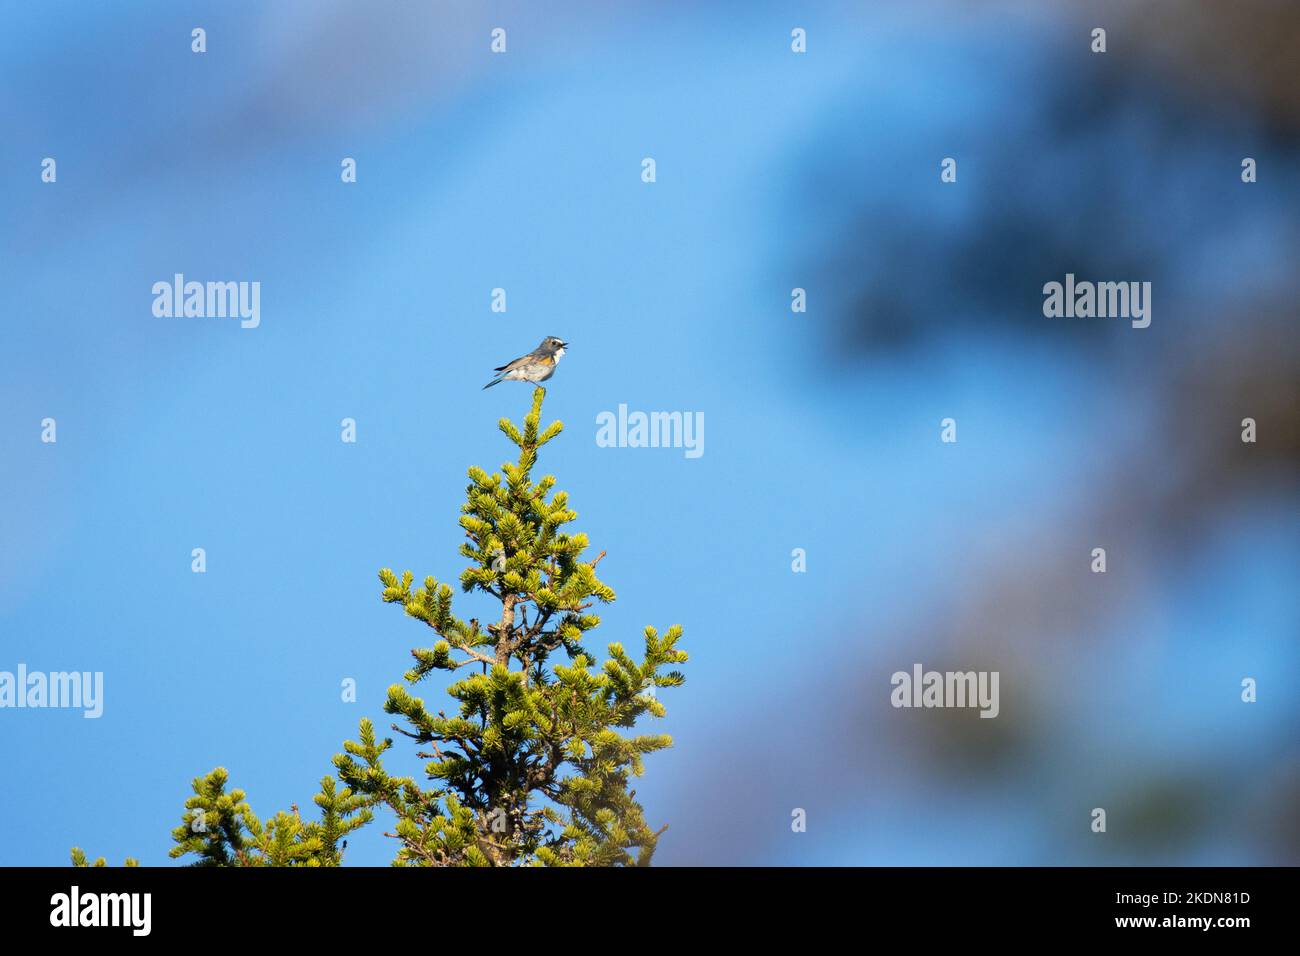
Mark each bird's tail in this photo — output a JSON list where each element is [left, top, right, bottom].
[[482, 377, 502, 389]]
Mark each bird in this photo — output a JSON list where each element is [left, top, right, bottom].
[[482, 336, 569, 389]]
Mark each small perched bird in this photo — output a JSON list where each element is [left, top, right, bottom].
[[482, 336, 568, 389]]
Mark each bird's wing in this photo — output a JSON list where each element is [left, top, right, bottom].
[[493, 353, 529, 372]]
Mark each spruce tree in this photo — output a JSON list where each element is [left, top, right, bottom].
[[344, 386, 688, 865], [79, 387, 687, 866]]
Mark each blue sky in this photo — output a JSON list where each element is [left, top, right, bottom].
[[2, 2, 1296, 866]]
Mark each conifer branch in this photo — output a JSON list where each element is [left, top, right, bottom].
[[79, 387, 687, 868]]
